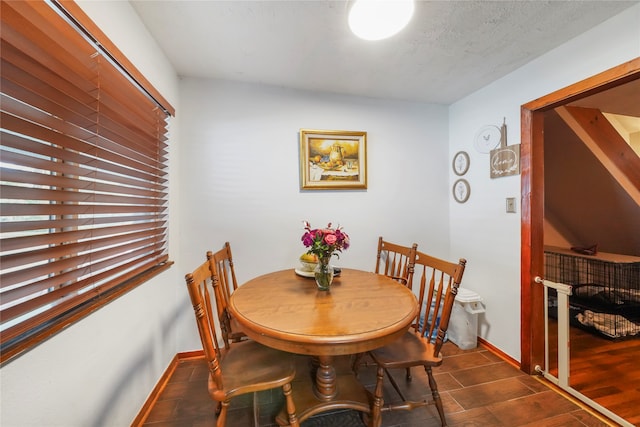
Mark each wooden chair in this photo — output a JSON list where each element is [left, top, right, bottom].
[[353, 238, 418, 375], [208, 242, 247, 348], [184, 259, 300, 427], [368, 251, 467, 427], [374, 237, 418, 288]]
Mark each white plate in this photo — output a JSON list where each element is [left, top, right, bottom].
[[294, 268, 315, 278], [294, 268, 341, 278]]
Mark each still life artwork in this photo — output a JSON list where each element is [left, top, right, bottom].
[[299, 129, 367, 189]]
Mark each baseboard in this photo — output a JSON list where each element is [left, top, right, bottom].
[[176, 349, 205, 360], [477, 336, 521, 369], [131, 350, 205, 426]]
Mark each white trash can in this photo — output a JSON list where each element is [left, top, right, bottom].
[[447, 287, 484, 350]]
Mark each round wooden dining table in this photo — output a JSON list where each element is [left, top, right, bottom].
[[228, 268, 418, 425]]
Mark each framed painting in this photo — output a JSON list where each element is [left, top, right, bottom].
[[299, 129, 367, 190]]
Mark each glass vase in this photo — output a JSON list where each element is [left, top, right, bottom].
[[314, 257, 334, 291]]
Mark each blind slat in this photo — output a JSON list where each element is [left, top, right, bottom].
[[0, 203, 166, 217], [1, 111, 168, 177], [1, 41, 96, 106], [0, 214, 163, 234], [1, 220, 167, 253], [0, 185, 165, 207], [1, 1, 97, 83], [0, 130, 168, 188], [1, 68, 97, 129], [0, 168, 167, 198], [1, 231, 166, 286], [1, 244, 166, 309]]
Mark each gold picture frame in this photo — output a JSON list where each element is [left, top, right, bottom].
[[299, 129, 367, 190]]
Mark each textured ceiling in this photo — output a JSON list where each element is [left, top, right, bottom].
[[130, 0, 638, 104]]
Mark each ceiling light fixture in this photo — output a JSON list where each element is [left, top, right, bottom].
[[348, 0, 415, 41]]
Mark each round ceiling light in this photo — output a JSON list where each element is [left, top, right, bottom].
[[348, 0, 415, 41]]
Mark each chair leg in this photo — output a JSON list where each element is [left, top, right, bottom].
[[425, 366, 447, 426], [252, 391, 259, 427], [220, 321, 231, 350], [352, 352, 364, 376], [369, 365, 385, 427], [216, 400, 230, 427], [282, 382, 300, 427], [383, 367, 407, 402]]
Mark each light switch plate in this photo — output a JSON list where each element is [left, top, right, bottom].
[[506, 197, 516, 213]]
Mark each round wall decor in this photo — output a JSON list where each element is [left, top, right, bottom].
[[453, 179, 470, 203], [474, 125, 501, 153], [452, 151, 470, 176]]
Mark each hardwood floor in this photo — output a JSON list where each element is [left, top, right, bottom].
[[138, 342, 617, 427], [547, 322, 640, 426]]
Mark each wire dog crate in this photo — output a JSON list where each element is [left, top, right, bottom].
[[544, 246, 640, 339]]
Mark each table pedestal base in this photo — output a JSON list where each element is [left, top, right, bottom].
[[276, 369, 371, 425]]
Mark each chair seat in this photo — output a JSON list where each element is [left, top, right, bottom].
[[369, 330, 443, 369], [212, 340, 296, 400]]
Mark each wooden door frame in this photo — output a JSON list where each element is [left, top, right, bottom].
[[519, 57, 640, 374]]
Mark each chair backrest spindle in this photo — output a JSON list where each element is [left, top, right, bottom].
[[412, 251, 466, 356], [375, 237, 418, 288]]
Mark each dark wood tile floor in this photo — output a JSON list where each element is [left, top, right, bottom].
[[140, 342, 616, 427]]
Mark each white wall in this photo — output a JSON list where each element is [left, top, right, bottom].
[[449, 3, 640, 361], [177, 78, 451, 287], [0, 2, 185, 426]]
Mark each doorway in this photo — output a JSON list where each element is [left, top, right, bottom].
[[520, 58, 640, 424]]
